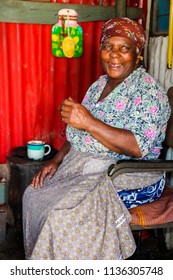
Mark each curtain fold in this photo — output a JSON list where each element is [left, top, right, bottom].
[[148, 36, 173, 91]]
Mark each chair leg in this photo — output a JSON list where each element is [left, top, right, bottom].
[[136, 230, 142, 253]]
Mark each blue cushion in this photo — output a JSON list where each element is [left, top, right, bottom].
[[118, 174, 166, 209]]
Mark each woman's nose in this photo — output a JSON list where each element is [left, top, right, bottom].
[[110, 47, 120, 57]]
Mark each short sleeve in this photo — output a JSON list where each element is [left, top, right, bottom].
[[126, 87, 170, 158]]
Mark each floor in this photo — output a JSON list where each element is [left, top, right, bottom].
[[0, 225, 25, 260], [0, 225, 173, 260], [129, 230, 173, 260]]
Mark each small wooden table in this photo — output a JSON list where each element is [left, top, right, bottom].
[[7, 146, 57, 226]]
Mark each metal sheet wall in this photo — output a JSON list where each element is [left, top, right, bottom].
[[0, 0, 145, 163]]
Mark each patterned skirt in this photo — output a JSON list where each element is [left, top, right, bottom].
[[22, 148, 164, 260]]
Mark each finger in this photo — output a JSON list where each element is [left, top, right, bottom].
[[61, 104, 71, 113], [59, 99, 69, 112], [61, 110, 70, 119], [39, 169, 50, 187], [39, 175, 44, 188], [48, 168, 56, 179], [31, 172, 41, 189], [61, 117, 68, 124], [63, 98, 76, 106]]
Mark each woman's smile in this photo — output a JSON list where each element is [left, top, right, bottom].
[[108, 63, 122, 69]]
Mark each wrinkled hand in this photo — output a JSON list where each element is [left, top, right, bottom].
[[60, 97, 92, 130], [31, 160, 58, 189]]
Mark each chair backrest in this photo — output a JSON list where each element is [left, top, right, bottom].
[[165, 87, 173, 148]]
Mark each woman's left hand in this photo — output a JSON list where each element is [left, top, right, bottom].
[[60, 97, 93, 130]]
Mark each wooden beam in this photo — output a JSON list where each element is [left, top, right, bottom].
[[115, 0, 127, 18], [127, 7, 143, 19], [0, 1, 143, 25]]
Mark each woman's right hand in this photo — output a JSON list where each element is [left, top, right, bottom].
[[31, 140, 71, 189], [31, 160, 59, 189]]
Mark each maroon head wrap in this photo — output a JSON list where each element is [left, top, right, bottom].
[[100, 17, 146, 52]]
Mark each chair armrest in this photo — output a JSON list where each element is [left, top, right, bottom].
[[108, 159, 173, 179]]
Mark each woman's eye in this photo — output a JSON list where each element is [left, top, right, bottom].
[[120, 46, 130, 52], [101, 44, 112, 51]]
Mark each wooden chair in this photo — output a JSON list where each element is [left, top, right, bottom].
[[108, 87, 173, 252]]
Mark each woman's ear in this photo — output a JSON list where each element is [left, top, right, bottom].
[[136, 53, 143, 64]]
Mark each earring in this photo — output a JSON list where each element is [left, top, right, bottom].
[[138, 55, 143, 61]]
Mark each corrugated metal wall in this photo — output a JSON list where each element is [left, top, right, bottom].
[[0, 0, 145, 163]]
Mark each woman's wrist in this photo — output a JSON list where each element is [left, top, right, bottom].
[[52, 140, 71, 165]]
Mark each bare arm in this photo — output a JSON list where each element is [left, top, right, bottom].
[[86, 117, 142, 157], [61, 98, 142, 158], [51, 140, 71, 165]]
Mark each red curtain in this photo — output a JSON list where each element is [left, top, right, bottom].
[[0, 0, 147, 163]]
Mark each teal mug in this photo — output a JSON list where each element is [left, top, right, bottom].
[[27, 140, 51, 160]]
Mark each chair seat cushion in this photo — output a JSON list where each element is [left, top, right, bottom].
[[129, 187, 173, 226], [118, 174, 166, 209]]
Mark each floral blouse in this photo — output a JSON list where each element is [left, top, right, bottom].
[[66, 66, 171, 160]]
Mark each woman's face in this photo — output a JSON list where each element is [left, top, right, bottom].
[[100, 36, 140, 82]]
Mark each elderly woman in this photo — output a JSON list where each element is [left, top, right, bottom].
[[23, 18, 171, 260]]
